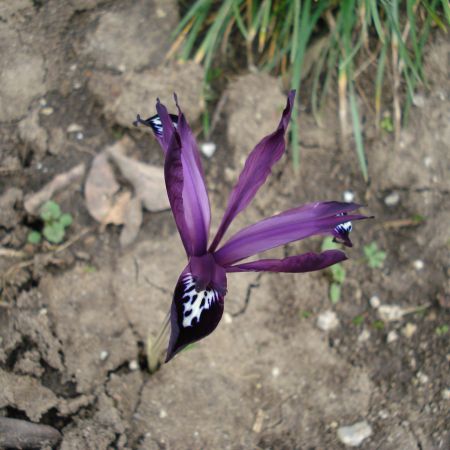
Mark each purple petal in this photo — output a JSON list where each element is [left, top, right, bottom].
[[226, 250, 347, 273], [163, 128, 192, 255], [133, 113, 179, 147], [166, 268, 226, 363], [174, 95, 211, 255], [153, 97, 210, 255], [214, 202, 368, 266], [209, 90, 295, 252]]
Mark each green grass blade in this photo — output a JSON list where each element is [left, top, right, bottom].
[[349, 81, 368, 182]]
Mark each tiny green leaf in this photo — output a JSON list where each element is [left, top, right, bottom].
[[435, 325, 449, 336], [331, 263, 346, 284], [364, 242, 386, 269], [352, 315, 364, 326], [60, 213, 73, 228], [300, 310, 312, 319], [40, 200, 61, 221], [43, 222, 65, 244], [372, 320, 385, 330], [330, 282, 341, 304], [27, 230, 42, 244]]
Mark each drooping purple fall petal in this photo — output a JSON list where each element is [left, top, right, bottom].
[[215, 202, 367, 266], [166, 255, 227, 362], [209, 90, 295, 252], [226, 249, 347, 273]]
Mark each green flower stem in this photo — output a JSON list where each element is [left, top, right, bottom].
[[146, 311, 171, 373]]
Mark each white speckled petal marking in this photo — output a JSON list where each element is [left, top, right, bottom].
[[181, 274, 219, 328], [335, 220, 353, 234]]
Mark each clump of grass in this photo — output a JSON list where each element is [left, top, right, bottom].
[[170, 0, 448, 179]]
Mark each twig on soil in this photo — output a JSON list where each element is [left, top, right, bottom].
[[380, 218, 424, 229], [0, 247, 28, 258]]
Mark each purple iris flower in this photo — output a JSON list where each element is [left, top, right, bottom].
[[135, 91, 368, 363]]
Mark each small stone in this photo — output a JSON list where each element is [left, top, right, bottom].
[[39, 98, 47, 106], [271, 367, 280, 378], [67, 123, 83, 133], [159, 409, 167, 418], [117, 64, 126, 73], [387, 330, 398, 343], [337, 421, 372, 447], [39, 308, 47, 316], [70, 64, 77, 71], [357, 329, 370, 342], [441, 388, 450, 400], [384, 192, 400, 206], [423, 156, 432, 168], [378, 305, 406, 322], [412, 94, 425, 108], [369, 295, 381, 309], [223, 312, 233, 324], [330, 421, 338, 429], [343, 191, 355, 202], [402, 323, 417, 338], [156, 8, 166, 18], [128, 360, 139, 371], [100, 350, 109, 361], [76, 132, 84, 140], [200, 142, 216, 158], [417, 371, 429, 385], [40, 106, 54, 116], [73, 81, 82, 90], [316, 310, 339, 331], [413, 259, 424, 271], [378, 409, 389, 419]]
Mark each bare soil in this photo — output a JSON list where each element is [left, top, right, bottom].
[[0, 1, 449, 449]]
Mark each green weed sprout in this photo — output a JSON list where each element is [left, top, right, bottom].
[[322, 236, 346, 303], [27, 200, 73, 245], [363, 242, 386, 268]]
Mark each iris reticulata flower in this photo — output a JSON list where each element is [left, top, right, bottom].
[[135, 91, 368, 363]]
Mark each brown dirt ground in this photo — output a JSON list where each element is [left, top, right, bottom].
[[0, 1, 449, 449]]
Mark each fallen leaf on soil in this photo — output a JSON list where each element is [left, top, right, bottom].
[[24, 163, 86, 215], [101, 191, 132, 226], [119, 196, 143, 247], [377, 303, 430, 322], [85, 152, 119, 222], [107, 137, 169, 212]]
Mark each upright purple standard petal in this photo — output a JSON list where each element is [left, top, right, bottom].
[[226, 250, 347, 273], [174, 95, 211, 255], [209, 90, 295, 252], [148, 96, 210, 255], [163, 127, 192, 255], [215, 202, 367, 266]]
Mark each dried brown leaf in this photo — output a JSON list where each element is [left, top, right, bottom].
[[119, 196, 143, 247], [85, 153, 119, 222], [107, 137, 169, 212], [101, 191, 132, 226]]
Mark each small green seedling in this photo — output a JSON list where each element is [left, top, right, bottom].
[[380, 114, 394, 132], [435, 325, 449, 336], [352, 315, 365, 326], [322, 237, 346, 304], [300, 310, 312, 319], [372, 320, 385, 330], [364, 242, 386, 269], [27, 200, 73, 245]]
